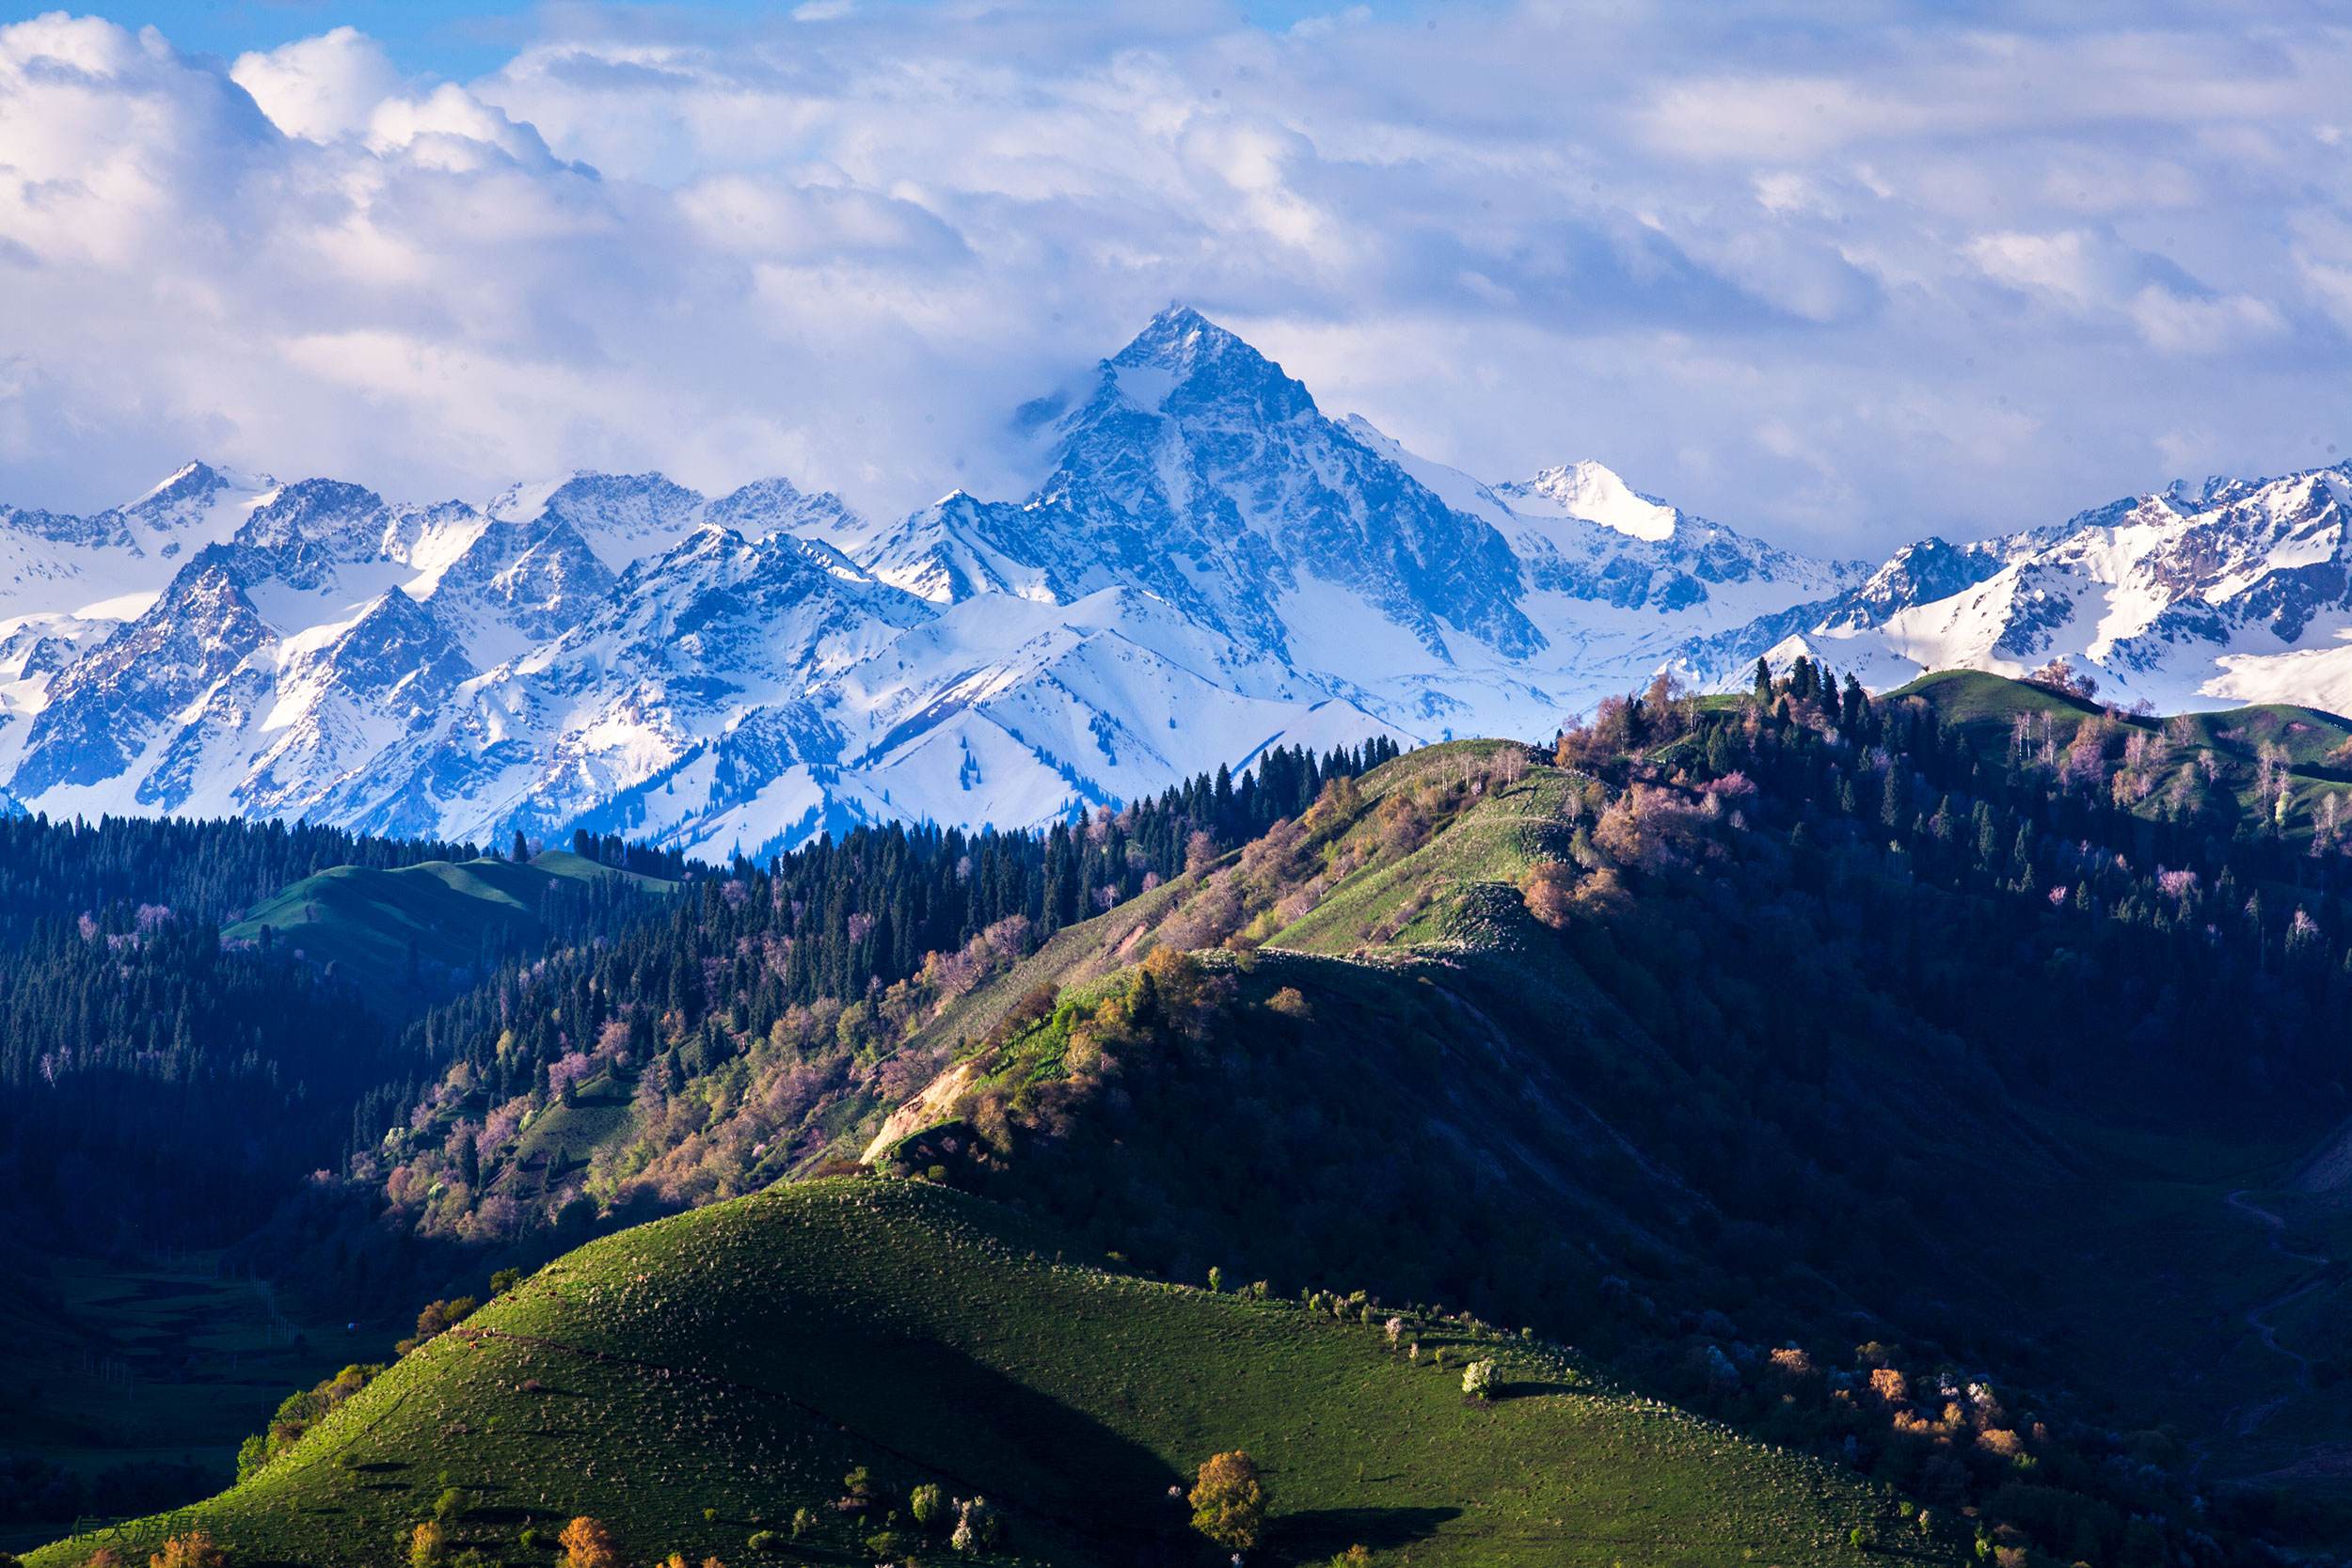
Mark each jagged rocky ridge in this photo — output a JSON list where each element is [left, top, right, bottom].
[[1, 307, 2345, 853]]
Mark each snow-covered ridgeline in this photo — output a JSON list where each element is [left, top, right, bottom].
[[3, 307, 2343, 856]]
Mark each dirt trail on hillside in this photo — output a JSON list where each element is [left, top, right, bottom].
[[859, 1059, 979, 1164], [2222, 1188, 2328, 1437]]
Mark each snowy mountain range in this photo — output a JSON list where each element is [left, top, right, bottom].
[[1, 306, 2345, 857]]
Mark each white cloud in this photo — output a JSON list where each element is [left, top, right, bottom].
[[1967, 229, 2129, 311], [231, 26, 399, 142], [0, 3, 2348, 555], [1967, 228, 2288, 354], [365, 83, 558, 168], [2125, 285, 2286, 356]]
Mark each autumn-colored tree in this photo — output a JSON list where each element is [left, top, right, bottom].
[[1518, 860, 1575, 929], [559, 1516, 621, 1568], [149, 1533, 226, 1568], [1189, 1450, 1268, 1551], [408, 1521, 446, 1568]]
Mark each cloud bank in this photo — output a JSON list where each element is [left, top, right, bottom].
[[1, 3, 2348, 554]]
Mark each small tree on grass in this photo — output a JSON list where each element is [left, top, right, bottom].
[[1462, 1359, 1498, 1401], [1189, 1452, 1268, 1552], [910, 1483, 944, 1528], [1518, 860, 1576, 929], [560, 1516, 621, 1568], [150, 1534, 226, 1568], [948, 1496, 1001, 1554], [398, 1296, 481, 1355], [409, 1522, 447, 1568]]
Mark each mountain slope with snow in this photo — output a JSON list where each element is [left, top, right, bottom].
[[1692, 463, 2352, 712], [6, 307, 2339, 855]]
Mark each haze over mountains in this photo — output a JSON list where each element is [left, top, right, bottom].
[[3, 305, 2349, 858]]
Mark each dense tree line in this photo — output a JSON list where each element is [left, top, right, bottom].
[[0, 739, 1397, 1262], [1651, 657, 2352, 1098], [359, 740, 1398, 1164], [0, 814, 476, 941], [0, 912, 392, 1247]]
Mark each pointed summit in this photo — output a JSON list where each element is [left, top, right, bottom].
[[132, 460, 223, 508], [125, 459, 273, 514], [1102, 304, 1312, 421]]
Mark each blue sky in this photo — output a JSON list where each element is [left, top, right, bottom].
[[1, 2, 2347, 553], [79, 1, 1430, 77]]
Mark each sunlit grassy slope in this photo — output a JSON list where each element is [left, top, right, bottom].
[[30, 1181, 1958, 1568]]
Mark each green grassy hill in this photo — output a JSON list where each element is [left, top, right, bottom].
[[1889, 669, 2352, 833], [28, 1180, 1954, 1568], [221, 849, 674, 1008]]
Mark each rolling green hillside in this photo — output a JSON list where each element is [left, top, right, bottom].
[[1889, 669, 2352, 836], [221, 850, 675, 1006], [27, 1180, 1955, 1568]]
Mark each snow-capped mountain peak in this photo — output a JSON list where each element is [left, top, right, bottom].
[[1097, 304, 1316, 424], [1499, 460, 1680, 542], [12, 310, 2345, 858]]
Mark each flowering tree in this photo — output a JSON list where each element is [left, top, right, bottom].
[[948, 1496, 1001, 1553], [1462, 1359, 1498, 1400]]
